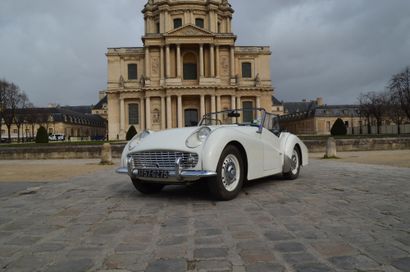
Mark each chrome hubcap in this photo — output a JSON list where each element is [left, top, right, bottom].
[[291, 150, 299, 175], [221, 154, 240, 192]]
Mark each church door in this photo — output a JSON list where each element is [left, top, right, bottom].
[[184, 109, 198, 127]]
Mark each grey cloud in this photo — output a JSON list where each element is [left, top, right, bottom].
[[0, 0, 409, 106]]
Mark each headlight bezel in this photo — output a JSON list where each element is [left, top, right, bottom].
[[128, 130, 150, 151], [186, 126, 212, 148]]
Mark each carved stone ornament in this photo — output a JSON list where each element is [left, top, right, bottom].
[[151, 57, 159, 76], [140, 75, 146, 87], [255, 73, 261, 87], [220, 56, 229, 76]]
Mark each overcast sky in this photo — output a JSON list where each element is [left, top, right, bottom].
[[1, 0, 409, 107]]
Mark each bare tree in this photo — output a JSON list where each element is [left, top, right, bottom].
[[358, 93, 372, 134], [389, 66, 410, 120], [0, 80, 6, 141], [1, 80, 31, 141], [358, 91, 388, 134], [386, 90, 405, 134], [14, 93, 32, 142]]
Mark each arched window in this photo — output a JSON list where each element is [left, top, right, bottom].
[[195, 18, 204, 28], [183, 53, 198, 80], [128, 64, 138, 80]]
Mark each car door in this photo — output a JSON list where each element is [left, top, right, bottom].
[[260, 128, 282, 172]]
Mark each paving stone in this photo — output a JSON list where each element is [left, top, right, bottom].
[[264, 231, 294, 241], [0, 159, 410, 271], [196, 260, 232, 271], [239, 248, 276, 263], [245, 262, 285, 272], [194, 247, 229, 259], [157, 235, 187, 246], [391, 257, 410, 272], [46, 258, 94, 272], [282, 252, 318, 266], [310, 241, 355, 257], [274, 242, 305, 253], [294, 263, 332, 272], [145, 258, 186, 272]]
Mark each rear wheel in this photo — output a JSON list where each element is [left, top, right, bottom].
[[131, 178, 165, 194], [283, 148, 301, 180], [208, 145, 244, 201]]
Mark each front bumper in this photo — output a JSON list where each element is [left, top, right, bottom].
[[116, 167, 216, 182]]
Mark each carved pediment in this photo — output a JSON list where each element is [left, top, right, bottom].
[[166, 25, 214, 37]]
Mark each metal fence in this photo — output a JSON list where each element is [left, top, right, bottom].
[[348, 124, 410, 135]]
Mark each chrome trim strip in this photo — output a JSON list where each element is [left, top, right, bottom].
[[116, 167, 128, 174], [132, 169, 216, 179]]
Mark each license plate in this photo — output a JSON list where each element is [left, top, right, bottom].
[[136, 169, 169, 179]]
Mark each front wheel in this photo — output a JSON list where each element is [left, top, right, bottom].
[[283, 148, 301, 180], [208, 145, 244, 201], [131, 179, 165, 194]]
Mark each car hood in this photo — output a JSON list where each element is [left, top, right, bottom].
[[129, 127, 202, 152]]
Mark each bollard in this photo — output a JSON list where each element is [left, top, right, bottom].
[[100, 143, 113, 165], [325, 137, 337, 158]]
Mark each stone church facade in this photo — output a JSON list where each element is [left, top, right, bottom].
[[106, 0, 274, 140]]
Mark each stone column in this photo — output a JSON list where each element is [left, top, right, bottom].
[[210, 44, 215, 77], [178, 95, 183, 128], [145, 47, 150, 78], [200, 95, 205, 118], [160, 46, 164, 82], [161, 96, 166, 130], [176, 44, 181, 78], [230, 46, 235, 78], [256, 96, 261, 119], [216, 95, 221, 112], [140, 98, 145, 130], [145, 97, 151, 130], [199, 44, 204, 77], [166, 96, 172, 129], [215, 46, 220, 77], [211, 95, 216, 113], [231, 95, 237, 123], [236, 96, 242, 123], [166, 45, 170, 78], [120, 98, 125, 134]]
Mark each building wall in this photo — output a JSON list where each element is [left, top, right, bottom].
[[107, 0, 275, 140]]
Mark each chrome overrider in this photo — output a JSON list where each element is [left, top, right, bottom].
[[116, 156, 216, 182]]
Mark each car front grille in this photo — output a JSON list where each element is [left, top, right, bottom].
[[129, 151, 199, 170]]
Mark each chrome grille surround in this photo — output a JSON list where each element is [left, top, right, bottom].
[[129, 151, 199, 170]]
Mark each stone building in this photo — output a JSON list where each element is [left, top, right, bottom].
[[106, 0, 274, 140], [0, 107, 107, 142], [279, 103, 361, 135]]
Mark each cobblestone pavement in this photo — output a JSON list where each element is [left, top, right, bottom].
[[0, 159, 409, 272]]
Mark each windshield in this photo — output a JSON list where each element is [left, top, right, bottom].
[[199, 109, 280, 132]]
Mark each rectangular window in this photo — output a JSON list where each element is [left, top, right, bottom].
[[242, 101, 254, 123], [129, 104, 139, 125], [13, 129, 18, 134], [344, 121, 349, 127], [128, 64, 138, 80], [195, 18, 204, 28], [242, 62, 252, 78], [173, 18, 182, 29], [183, 63, 197, 80], [156, 22, 160, 33]]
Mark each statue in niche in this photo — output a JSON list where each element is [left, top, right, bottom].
[[119, 75, 124, 87], [152, 108, 160, 124], [140, 74, 146, 87], [255, 73, 261, 86]]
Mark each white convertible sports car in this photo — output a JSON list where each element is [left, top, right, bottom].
[[117, 108, 308, 200]]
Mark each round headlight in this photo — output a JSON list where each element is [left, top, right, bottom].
[[128, 130, 150, 151], [197, 127, 211, 142], [186, 127, 211, 148]]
